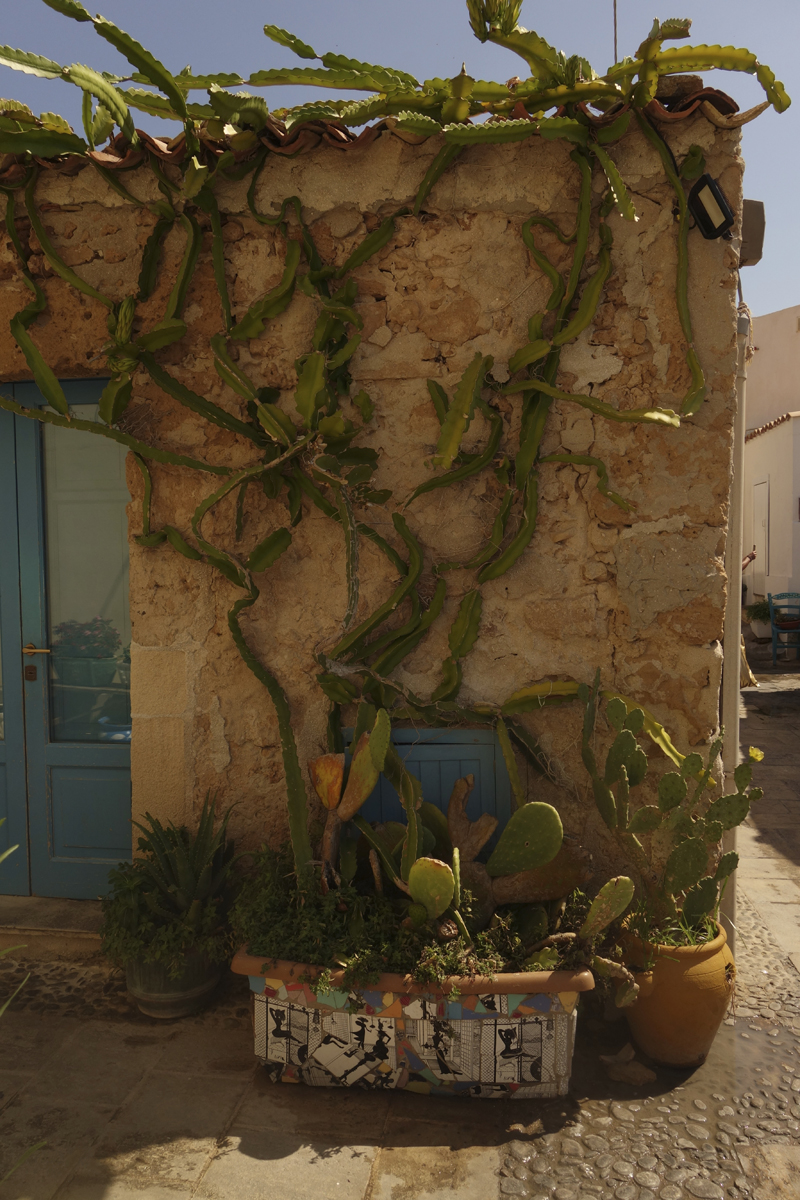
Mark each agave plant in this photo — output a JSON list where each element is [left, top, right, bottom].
[[130, 795, 236, 931], [101, 795, 236, 975]]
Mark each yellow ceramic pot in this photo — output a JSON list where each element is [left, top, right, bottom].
[[621, 924, 735, 1068]]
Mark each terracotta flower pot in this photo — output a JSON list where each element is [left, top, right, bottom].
[[620, 924, 734, 1067], [231, 950, 594, 1098]]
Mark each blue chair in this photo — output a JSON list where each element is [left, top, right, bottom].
[[768, 593, 800, 665]]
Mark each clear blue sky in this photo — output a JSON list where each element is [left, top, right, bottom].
[[2, 0, 797, 316]]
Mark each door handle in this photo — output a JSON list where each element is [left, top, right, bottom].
[[22, 644, 51, 656]]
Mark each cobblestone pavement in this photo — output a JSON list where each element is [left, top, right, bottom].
[[1, 677, 799, 1197]]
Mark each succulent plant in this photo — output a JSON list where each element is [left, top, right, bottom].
[[485, 802, 564, 877], [408, 857, 456, 920], [308, 703, 391, 887]]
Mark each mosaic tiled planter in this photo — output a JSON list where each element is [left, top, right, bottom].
[[231, 951, 594, 1098]]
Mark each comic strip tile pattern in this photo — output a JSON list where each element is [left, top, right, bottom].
[[249, 976, 578, 1097]]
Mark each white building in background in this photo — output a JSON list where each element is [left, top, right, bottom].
[[742, 304, 800, 601]]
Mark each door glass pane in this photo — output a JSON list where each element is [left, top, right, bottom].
[[44, 404, 131, 743]]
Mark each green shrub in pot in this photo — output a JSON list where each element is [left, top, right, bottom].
[[745, 600, 771, 624], [100, 796, 236, 1018]]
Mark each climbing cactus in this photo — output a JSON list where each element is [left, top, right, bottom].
[[579, 876, 635, 940], [485, 802, 563, 877], [408, 857, 455, 921], [368, 708, 391, 772]]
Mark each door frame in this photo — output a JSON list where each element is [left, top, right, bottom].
[[0, 381, 132, 898], [752, 475, 770, 595], [0, 406, 30, 893]]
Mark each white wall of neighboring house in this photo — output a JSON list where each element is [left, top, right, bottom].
[[747, 304, 800, 431], [742, 414, 800, 602]]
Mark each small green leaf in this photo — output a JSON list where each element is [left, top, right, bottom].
[[294, 352, 327, 425], [41, 0, 91, 20], [98, 374, 132, 425], [538, 116, 588, 145], [65, 62, 137, 145], [592, 143, 636, 221], [135, 318, 186, 352], [733, 762, 752, 792], [434, 352, 490, 470], [164, 525, 202, 560], [247, 527, 292, 572], [658, 772, 687, 811], [257, 403, 295, 446], [183, 155, 209, 198], [605, 696, 627, 732], [0, 128, 87, 156], [680, 144, 706, 180], [351, 389, 374, 423], [0, 44, 62, 78], [595, 111, 632, 144], [262, 24, 317, 60], [92, 16, 188, 121], [627, 805, 662, 833]]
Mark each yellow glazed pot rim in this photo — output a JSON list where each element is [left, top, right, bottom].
[[622, 921, 728, 966]]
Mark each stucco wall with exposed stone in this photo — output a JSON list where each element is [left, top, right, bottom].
[[0, 114, 743, 878]]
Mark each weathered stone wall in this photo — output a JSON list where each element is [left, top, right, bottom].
[[0, 115, 743, 876]]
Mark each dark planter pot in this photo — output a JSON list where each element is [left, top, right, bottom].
[[126, 950, 220, 1019]]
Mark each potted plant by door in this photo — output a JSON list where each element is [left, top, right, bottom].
[[745, 599, 772, 640], [230, 703, 637, 1097], [578, 675, 763, 1067], [51, 616, 121, 685], [101, 797, 236, 1018]]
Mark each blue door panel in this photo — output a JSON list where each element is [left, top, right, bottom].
[[357, 729, 512, 853], [50, 767, 132, 860], [0, 380, 132, 898]]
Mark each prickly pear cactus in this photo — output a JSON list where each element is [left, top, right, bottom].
[[681, 875, 719, 925], [579, 876, 635, 940], [485, 802, 563, 878], [658, 772, 687, 811], [663, 837, 708, 896], [408, 857, 455, 921], [704, 792, 751, 831]]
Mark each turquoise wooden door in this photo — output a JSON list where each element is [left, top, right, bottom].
[[0, 381, 132, 899]]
